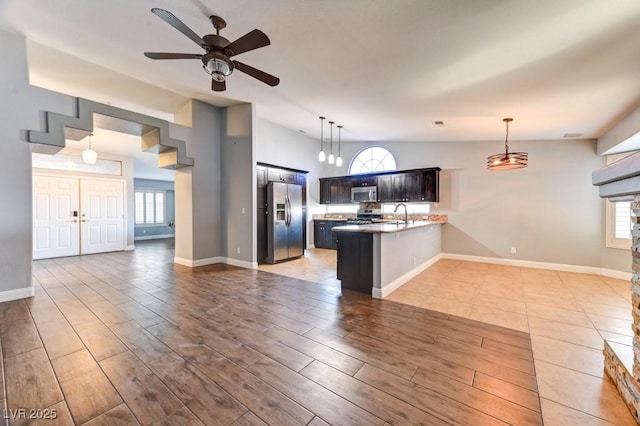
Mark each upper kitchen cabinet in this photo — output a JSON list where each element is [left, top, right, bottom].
[[319, 178, 351, 204], [349, 175, 377, 187], [319, 167, 440, 204], [379, 169, 440, 203], [422, 169, 439, 203], [268, 167, 298, 184], [320, 167, 440, 204]]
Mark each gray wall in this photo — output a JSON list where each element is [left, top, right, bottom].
[[254, 119, 629, 272], [133, 178, 175, 239], [174, 100, 222, 262], [221, 104, 255, 265], [0, 30, 77, 294], [331, 139, 628, 271]]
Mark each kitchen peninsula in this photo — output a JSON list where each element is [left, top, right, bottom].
[[333, 218, 446, 298]]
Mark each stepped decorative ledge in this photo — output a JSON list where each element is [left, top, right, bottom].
[[27, 97, 194, 169], [593, 152, 640, 423]]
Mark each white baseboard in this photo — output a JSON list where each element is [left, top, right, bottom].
[[601, 269, 633, 281], [0, 286, 35, 303], [125, 245, 135, 251], [221, 257, 258, 269], [134, 234, 175, 241], [173, 256, 221, 267], [173, 256, 257, 269], [441, 253, 632, 281], [373, 253, 443, 299]]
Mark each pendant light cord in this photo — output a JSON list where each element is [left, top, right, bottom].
[[503, 118, 512, 155], [319, 117, 324, 150]]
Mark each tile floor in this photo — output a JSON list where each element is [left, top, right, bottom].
[[261, 249, 636, 425]]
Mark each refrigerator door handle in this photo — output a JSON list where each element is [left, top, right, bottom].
[[285, 196, 291, 226]]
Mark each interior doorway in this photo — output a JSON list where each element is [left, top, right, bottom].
[[33, 174, 125, 259]]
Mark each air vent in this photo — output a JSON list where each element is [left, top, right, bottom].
[[433, 120, 446, 127], [563, 133, 583, 138]]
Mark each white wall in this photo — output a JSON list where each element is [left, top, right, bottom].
[[255, 118, 325, 245]]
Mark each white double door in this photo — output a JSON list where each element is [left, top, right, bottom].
[[33, 175, 125, 260]]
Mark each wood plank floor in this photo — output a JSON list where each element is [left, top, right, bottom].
[[0, 240, 542, 425]]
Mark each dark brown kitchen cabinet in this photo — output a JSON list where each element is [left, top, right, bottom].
[[256, 166, 269, 263], [319, 179, 351, 204], [349, 175, 377, 187], [320, 167, 440, 204], [314, 220, 340, 249], [268, 168, 297, 184], [337, 232, 373, 294], [422, 169, 439, 202], [319, 179, 333, 204], [404, 171, 424, 202], [377, 169, 438, 202]]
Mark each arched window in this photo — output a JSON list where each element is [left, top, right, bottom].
[[348, 146, 396, 175]]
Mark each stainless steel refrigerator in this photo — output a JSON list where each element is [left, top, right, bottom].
[[266, 182, 303, 263]]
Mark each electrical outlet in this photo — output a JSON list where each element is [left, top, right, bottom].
[[242, 207, 245, 214], [236, 247, 241, 254], [510, 247, 517, 254], [413, 257, 417, 266]]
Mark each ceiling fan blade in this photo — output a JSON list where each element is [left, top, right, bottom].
[[225, 29, 270, 57], [151, 8, 206, 48], [144, 52, 203, 60], [233, 61, 280, 87], [212, 79, 226, 91]]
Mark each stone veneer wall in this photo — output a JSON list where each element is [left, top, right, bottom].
[[603, 195, 640, 423]]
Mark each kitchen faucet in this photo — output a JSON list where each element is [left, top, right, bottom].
[[394, 203, 408, 225]]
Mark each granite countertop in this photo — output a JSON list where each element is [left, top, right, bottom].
[[313, 217, 349, 221], [331, 220, 445, 234]]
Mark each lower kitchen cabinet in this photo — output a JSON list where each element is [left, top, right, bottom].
[[337, 232, 373, 294], [314, 220, 340, 249]]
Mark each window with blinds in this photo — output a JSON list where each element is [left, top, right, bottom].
[[606, 200, 632, 249], [135, 190, 165, 225], [615, 201, 632, 239]]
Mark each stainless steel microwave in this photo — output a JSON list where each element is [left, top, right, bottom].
[[351, 186, 377, 203]]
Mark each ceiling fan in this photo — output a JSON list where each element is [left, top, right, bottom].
[[144, 8, 279, 91]]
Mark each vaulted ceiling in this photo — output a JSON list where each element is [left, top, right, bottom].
[[1, 0, 640, 144]]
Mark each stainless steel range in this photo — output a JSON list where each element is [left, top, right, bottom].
[[346, 208, 382, 225]]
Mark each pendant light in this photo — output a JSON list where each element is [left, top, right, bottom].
[[327, 121, 335, 164], [82, 133, 98, 164], [486, 118, 528, 170], [336, 125, 343, 167], [318, 116, 326, 162]]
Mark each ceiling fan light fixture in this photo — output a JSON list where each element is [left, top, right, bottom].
[[204, 57, 232, 82], [82, 133, 98, 164], [487, 118, 528, 171]]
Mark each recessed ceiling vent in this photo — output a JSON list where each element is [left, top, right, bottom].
[[433, 120, 446, 127], [563, 133, 583, 138]]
